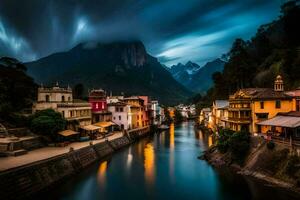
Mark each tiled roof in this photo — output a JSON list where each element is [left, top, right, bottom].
[[237, 88, 292, 100], [214, 100, 229, 109]]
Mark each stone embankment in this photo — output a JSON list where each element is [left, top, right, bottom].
[[0, 127, 151, 200], [201, 136, 300, 194]]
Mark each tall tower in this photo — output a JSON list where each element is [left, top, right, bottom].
[[274, 75, 284, 92]]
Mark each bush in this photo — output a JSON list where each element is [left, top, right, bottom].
[[267, 140, 275, 150], [228, 130, 250, 162], [216, 128, 234, 153], [30, 109, 66, 140]]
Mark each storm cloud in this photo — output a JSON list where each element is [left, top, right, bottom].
[[0, 0, 281, 66]]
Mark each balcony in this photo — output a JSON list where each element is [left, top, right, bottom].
[[226, 117, 251, 124]]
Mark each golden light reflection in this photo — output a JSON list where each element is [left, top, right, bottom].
[[199, 130, 203, 140], [144, 143, 155, 185], [127, 148, 133, 169], [208, 135, 213, 147], [169, 123, 175, 149], [97, 161, 107, 186]]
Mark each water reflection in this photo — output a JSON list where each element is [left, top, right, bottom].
[[97, 161, 107, 186], [208, 135, 213, 147], [127, 147, 133, 170], [169, 123, 175, 182], [144, 143, 155, 185], [169, 123, 175, 149]]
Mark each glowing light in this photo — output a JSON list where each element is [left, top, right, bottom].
[[144, 143, 155, 185], [208, 135, 213, 147], [97, 161, 107, 186], [169, 123, 175, 149]]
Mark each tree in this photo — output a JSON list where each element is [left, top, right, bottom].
[[30, 109, 66, 140], [0, 57, 37, 124], [163, 108, 172, 124], [73, 83, 84, 99], [174, 109, 183, 123]]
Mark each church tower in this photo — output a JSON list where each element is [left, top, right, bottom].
[[274, 75, 284, 92]]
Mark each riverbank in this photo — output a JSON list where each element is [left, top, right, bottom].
[[201, 134, 300, 194], [0, 126, 151, 200]]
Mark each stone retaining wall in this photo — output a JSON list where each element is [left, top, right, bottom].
[[0, 130, 151, 200]]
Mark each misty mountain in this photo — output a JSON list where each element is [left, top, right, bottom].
[[168, 59, 225, 93], [25, 41, 192, 105]]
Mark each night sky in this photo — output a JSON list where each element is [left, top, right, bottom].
[[0, 0, 282, 66]]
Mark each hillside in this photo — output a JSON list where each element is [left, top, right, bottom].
[[207, 1, 300, 100], [168, 59, 225, 93], [26, 41, 192, 105]]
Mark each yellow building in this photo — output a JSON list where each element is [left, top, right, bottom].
[[211, 100, 229, 130], [123, 97, 146, 129], [225, 75, 293, 134]]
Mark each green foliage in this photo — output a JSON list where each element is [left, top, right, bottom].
[[73, 83, 84, 99], [216, 128, 234, 153], [228, 130, 250, 162], [267, 140, 275, 150], [0, 57, 37, 124], [163, 108, 173, 124], [199, 1, 300, 100], [216, 129, 250, 163], [30, 109, 66, 140], [174, 109, 183, 123]]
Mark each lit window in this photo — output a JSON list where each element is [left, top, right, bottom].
[[96, 103, 99, 109]]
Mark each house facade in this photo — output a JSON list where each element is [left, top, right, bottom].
[[88, 89, 112, 123], [33, 84, 92, 131]]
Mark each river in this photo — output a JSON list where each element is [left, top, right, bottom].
[[42, 121, 298, 200]]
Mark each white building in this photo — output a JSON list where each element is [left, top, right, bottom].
[[107, 102, 132, 130], [151, 100, 162, 125], [33, 84, 92, 131], [106, 95, 124, 104]]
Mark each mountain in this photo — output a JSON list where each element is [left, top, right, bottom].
[[26, 41, 192, 105], [168, 59, 225, 93], [206, 1, 300, 100]]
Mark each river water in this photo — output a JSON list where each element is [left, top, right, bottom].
[[43, 121, 298, 200]]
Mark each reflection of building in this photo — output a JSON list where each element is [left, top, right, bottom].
[[88, 89, 112, 123], [33, 84, 91, 131], [225, 75, 293, 134]]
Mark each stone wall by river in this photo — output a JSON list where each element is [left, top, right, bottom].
[[0, 130, 149, 200]]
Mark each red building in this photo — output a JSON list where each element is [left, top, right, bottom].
[[88, 89, 112, 123]]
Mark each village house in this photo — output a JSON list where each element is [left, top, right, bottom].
[[225, 75, 293, 134], [88, 89, 112, 123], [199, 107, 211, 127], [151, 100, 163, 125], [33, 84, 92, 131], [123, 96, 148, 129], [211, 100, 229, 130], [107, 102, 132, 130]]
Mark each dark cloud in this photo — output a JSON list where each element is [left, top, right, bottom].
[[0, 0, 282, 65]]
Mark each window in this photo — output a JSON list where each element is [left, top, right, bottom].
[[62, 95, 65, 102], [120, 107, 123, 112], [46, 95, 50, 102], [275, 100, 281, 109], [68, 96, 71, 101], [96, 103, 99, 109], [297, 100, 300, 111], [137, 115, 139, 120], [62, 111, 65, 117], [260, 101, 264, 109], [119, 116, 121, 120], [113, 117, 116, 120]]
